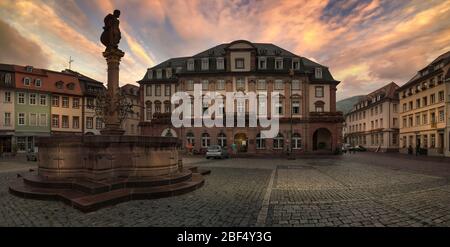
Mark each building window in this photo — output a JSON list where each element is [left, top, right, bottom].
[[258, 95, 267, 115], [218, 133, 227, 147], [166, 68, 172, 78], [52, 115, 59, 128], [186, 132, 195, 145], [439, 110, 445, 122], [156, 69, 162, 79], [315, 101, 325, 112], [187, 59, 195, 71], [237, 100, 245, 114], [235, 58, 244, 69], [438, 91, 444, 102], [257, 80, 266, 90], [315, 68, 323, 78], [202, 80, 209, 90], [147, 69, 153, 79], [164, 101, 171, 113], [430, 94, 435, 104], [274, 80, 283, 90], [186, 80, 194, 91], [18, 93, 25, 104], [275, 99, 283, 115], [72, 98, 80, 108], [155, 85, 161, 96], [216, 80, 225, 90], [72, 116, 79, 129], [273, 133, 284, 149], [86, 117, 93, 129], [256, 133, 266, 149], [216, 57, 224, 70], [292, 98, 300, 114], [201, 133, 210, 147], [292, 58, 300, 70], [38, 95, 46, 106], [59, 97, 68, 108], [275, 58, 283, 70], [292, 133, 302, 149], [29, 113, 37, 126], [35, 79, 42, 87], [431, 134, 436, 148], [4, 73, 11, 85], [18, 113, 25, 125], [87, 98, 94, 109], [315, 86, 324, 97], [4, 91, 11, 103], [145, 101, 152, 120], [201, 58, 209, 70], [23, 77, 31, 86], [146, 85, 152, 96], [292, 80, 300, 90], [96, 118, 103, 129], [16, 137, 26, 152], [155, 101, 161, 113], [39, 113, 47, 126], [4, 112, 11, 126], [61, 115, 69, 128], [315, 105, 324, 112], [28, 93, 36, 105], [165, 85, 171, 96], [236, 78, 245, 90], [258, 57, 267, 69]]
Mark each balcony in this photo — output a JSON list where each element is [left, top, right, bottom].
[[430, 122, 437, 128]]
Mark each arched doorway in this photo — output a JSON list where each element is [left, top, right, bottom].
[[234, 133, 248, 152], [313, 128, 332, 151]]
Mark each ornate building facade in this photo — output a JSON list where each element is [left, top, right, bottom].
[[138, 40, 343, 154]]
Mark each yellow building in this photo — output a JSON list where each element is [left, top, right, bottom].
[[398, 51, 450, 156]]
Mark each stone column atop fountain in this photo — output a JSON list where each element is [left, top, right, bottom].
[[99, 9, 125, 135]]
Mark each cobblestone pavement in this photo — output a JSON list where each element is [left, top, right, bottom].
[[1, 153, 450, 226]]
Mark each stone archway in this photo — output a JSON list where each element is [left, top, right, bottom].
[[313, 128, 332, 151], [234, 133, 248, 153], [161, 128, 177, 138]]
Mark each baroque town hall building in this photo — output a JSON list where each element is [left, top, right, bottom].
[[138, 40, 343, 154]]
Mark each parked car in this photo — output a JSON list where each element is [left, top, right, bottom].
[[353, 145, 367, 152], [26, 148, 38, 162], [206, 145, 229, 159], [342, 143, 353, 153]]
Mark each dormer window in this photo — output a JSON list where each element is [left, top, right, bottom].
[[147, 69, 153, 79], [35, 79, 42, 87], [4, 73, 11, 85], [235, 58, 244, 69], [176, 67, 182, 73], [187, 59, 195, 71], [315, 67, 323, 79], [201, 58, 209, 70], [67, 83, 75, 90], [258, 57, 267, 69], [23, 77, 31, 86], [55, 81, 64, 89], [216, 57, 224, 70], [166, 68, 172, 78], [292, 58, 300, 70], [26, 66, 33, 72], [156, 69, 162, 79], [275, 58, 283, 70]]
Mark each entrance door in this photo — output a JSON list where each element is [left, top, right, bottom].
[[439, 133, 444, 154], [234, 133, 248, 153]]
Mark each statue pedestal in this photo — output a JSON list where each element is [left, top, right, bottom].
[[101, 48, 125, 136]]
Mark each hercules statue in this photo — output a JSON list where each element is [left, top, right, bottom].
[[100, 9, 121, 51]]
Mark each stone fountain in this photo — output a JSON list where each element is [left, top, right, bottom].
[[9, 10, 207, 212]]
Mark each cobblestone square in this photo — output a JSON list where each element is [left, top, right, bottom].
[[1, 153, 450, 227]]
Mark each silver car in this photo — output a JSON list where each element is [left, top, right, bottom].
[[206, 145, 229, 159]]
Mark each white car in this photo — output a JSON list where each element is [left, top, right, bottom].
[[206, 145, 229, 159]]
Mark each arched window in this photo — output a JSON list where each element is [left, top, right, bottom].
[[273, 133, 284, 149], [164, 100, 171, 113], [256, 133, 266, 149], [218, 132, 227, 147], [145, 101, 152, 121], [314, 100, 325, 112], [154, 100, 161, 113], [201, 133, 210, 148], [186, 132, 195, 145], [292, 133, 302, 149]]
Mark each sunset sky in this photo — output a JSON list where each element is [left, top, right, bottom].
[[0, 0, 449, 100]]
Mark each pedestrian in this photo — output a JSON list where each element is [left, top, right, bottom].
[[231, 143, 237, 155]]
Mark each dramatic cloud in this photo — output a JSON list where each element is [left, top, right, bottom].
[[0, 19, 50, 68], [0, 0, 449, 100]]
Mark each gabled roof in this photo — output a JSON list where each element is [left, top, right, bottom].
[[62, 69, 103, 84]]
